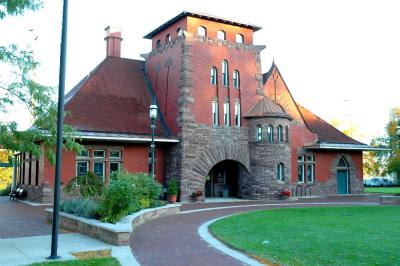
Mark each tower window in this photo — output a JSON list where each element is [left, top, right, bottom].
[[285, 126, 290, 142], [235, 33, 244, 43], [277, 163, 285, 181], [235, 102, 241, 127], [222, 60, 228, 87], [198, 26, 207, 37], [267, 125, 274, 142], [212, 101, 218, 125], [277, 125, 283, 142], [223, 102, 230, 126], [166, 34, 171, 44], [210, 67, 217, 85], [256, 125, 262, 142], [217, 30, 226, 40], [233, 70, 240, 88]]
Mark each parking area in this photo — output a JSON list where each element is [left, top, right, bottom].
[[0, 197, 52, 239]]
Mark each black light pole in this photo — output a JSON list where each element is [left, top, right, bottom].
[[49, 0, 68, 260], [149, 104, 158, 179]]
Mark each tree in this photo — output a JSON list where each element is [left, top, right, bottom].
[[0, 0, 80, 164], [0, 149, 12, 189]]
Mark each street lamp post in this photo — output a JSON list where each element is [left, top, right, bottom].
[[149, 104, 158, 179]]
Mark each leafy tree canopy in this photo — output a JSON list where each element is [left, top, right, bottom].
[[0, 0, 80, 164]]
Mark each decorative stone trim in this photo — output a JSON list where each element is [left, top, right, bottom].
[[46, 204, 181, 246]]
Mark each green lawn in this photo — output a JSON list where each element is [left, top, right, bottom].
[[209, 206, 400, 266], [27, 257, 120, 266], [364, 186, 400, 194]]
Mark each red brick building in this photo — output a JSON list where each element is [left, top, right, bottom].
[[16, 12, 371, 202]]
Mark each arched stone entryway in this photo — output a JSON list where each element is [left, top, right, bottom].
[[331, 154, 356, 195], [188, 142, 251, 199]]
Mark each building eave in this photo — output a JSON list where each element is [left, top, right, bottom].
[[144, 10, 262, 39], [304, 143, 390, 151]]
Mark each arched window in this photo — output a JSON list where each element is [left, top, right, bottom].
[[233, 70, 240, 88], [285, 126, 289, 142], [177, 27, 183, 37], [217, 30, 226, 40], [166, 34, 171, 44], [156, 40, 161, 49], [277, 125, 283, 142], [338, 157, 349, 168], [210, 67, 217, 85], [256, 125, 262, 142], [267, 125, 274, 142], [198, 26, 207, 37], [277, 163, 285, 181], [235, 33, 244, 43], [222, 60, 228, 87]]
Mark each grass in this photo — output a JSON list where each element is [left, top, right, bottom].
[[209, 206, 400, 266], [27, 257, 120, 266], [364, 186, 400, 194]]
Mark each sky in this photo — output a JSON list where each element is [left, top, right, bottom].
[[1, 0, 399, 144]]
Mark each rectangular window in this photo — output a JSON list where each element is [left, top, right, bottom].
[[110, 150, 121, 159], [93, 161, 105, 180], [110, 162, 121, 173], [235, 102, 241, 127], [298, 155, 305, 183], [212, 101, 218, 125], [76, 161, 89, 176], [93, 150, 105, 158], [77, 149, 89, 158], [223, 102, 230, 126], [307, 155, 315, 183]]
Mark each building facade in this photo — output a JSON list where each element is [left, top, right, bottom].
[[15, 12, 370, 202]]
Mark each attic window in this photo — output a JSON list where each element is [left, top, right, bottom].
[[217, 30, 226, 40], [236, 33, 244, 43], [156, 40, 161, 49], [166, 34, 171, 44], [198, 26, 207, 37], [177, 27, 183, 37]]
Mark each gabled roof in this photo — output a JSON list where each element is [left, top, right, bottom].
[[144, 10, 262, 39], [64, 57, 171, 137], [297, 104, 364, 145], [245, 96, 291, 119]]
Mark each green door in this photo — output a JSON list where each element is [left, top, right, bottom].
[[337, 170, 348, 194]]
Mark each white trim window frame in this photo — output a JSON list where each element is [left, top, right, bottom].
[[306, 155, 315, 183], [297, 155, 305, 183], [93, 149, 105, 158], [109, 161, 122, 174], [256, 125, 262, 142], [76, 161, 89, 177], [93, 161, 105, 181], [277, 163, 285, 181], [223, 102, 230, 126], [109, 149, 122, 159], [212, 100, 219, 126], [234, 102, 241, 127]]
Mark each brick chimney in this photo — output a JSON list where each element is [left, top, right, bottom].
[[104, 26, 123, 57]]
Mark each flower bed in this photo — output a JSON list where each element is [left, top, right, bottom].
[[46, 203, 181, 246]]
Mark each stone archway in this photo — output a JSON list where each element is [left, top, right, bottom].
[[185, 142, 250, 199], [330, 154, 358, 195]]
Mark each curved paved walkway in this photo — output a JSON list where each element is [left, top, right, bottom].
[[130, 195, 381, 266]]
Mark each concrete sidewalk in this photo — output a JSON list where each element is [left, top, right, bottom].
[[0, 233, 139, 266]]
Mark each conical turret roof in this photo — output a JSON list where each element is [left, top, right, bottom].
[[245, 97, 291, 119]]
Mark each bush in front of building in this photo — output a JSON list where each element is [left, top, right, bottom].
[[0, 184, 11, 196], [64, 172, 104, 199], [60, 198, 100, 219]]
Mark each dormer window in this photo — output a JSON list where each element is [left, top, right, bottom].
[[235, 33, 244, 43], [198, 26, 207, 37], [166, 34, 171, 44], [156, 40, 161, 49], [217, 30, 226, 40], [177, 27, 183, 37]]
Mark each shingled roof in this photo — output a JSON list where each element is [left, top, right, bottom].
[[297, 104, 364, 145], [64, 57, 171, 137], [245, 96, 291, 119]]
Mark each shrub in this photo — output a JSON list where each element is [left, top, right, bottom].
[[167, 179, 179, 196], [0, 184, 11, 196], [64, 172, 104, 199], [60, 199, 100, 219], [98, 171, 162, 223]]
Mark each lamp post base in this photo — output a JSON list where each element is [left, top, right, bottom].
[[47, 255, 61, 260]]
